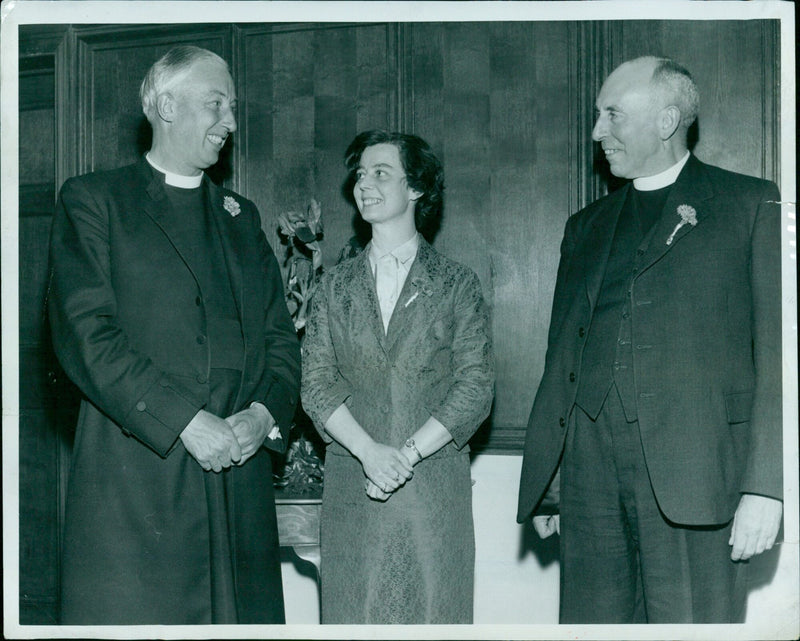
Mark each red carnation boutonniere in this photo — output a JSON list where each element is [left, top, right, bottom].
[[223, 196, 241, 217], [666, 204, 698, 245]]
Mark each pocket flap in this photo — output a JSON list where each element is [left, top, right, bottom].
[[725, 391, 753, 424]]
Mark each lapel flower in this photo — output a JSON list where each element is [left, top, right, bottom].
[[223, 195, 241, 217], [404, 277, 434, 308], [665, 204, 698, 245], [410, 277, 434, 298]]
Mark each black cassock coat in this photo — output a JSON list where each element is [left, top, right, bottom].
[[49, 158, 301, 624]]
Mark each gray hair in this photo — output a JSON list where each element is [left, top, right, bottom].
[[140, 45, 229, 122], [649, 57, 700, 132]]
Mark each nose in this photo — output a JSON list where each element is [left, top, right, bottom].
[[355, 173, 373, 190], [591, 115, 606, 142], [221, 105, 237, 133]]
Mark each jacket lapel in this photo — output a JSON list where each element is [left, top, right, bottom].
[[351, 250, 389, 351], [384, 239, 439, 356], [140, 161, 203, 287], [582, 185, 628, 309], [205, 178, 245, 319], [636, 154, 713, 269]]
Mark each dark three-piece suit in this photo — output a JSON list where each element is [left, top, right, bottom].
[[518, 154, 782, 622]]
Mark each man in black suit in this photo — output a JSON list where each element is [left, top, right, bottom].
[[49, 45, 301, 624], [517, 56, 783, 623]]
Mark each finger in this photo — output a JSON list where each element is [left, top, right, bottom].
[[395, 465, 413, 480], [394, 454, 414, 473], [229, 437, 243, 463]]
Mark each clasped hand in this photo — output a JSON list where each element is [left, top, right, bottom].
[[358, 441, 414, 501], [180, 406, 272, 472]]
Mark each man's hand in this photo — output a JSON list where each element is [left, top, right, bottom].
[[532, 514, 560, 539], [226, 403, 273, 465], [729, 493, 783, 561], [180, 410, 242, 472]]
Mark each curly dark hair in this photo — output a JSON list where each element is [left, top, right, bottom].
[[344, 130, 445, 234]]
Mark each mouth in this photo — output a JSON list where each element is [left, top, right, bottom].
[[207, 133, 227, 147], [360, 197, 382, 207], [603, 148, 621, 158]]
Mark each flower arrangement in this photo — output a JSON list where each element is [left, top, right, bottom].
[[277, 199, 324, 333], [273, 199, 326, 497]]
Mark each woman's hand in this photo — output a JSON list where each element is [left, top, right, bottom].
[[356, 441, 414, 492], [365, 479, 393, 501]]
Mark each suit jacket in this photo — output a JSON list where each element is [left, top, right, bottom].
[[301, 237, 494, 457], [517, 155, 782, 526], [48, 157, 301, 623]]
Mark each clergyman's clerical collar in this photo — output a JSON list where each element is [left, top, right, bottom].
[[633, 151, 690, 191], [146, 153, 204, 189]]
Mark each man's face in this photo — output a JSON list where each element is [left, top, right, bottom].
[[591, 61, 667, 179], [165, 59, 237, 175], [352, 143, 421, 227]]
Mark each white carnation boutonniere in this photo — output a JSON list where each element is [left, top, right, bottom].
[[665, 204, 698, 245], [223, 195, 241, 217]]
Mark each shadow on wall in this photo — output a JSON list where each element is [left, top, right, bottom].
[[517, 518, 559, 567]]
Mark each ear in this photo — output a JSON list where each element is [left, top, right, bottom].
[[156, 92, 176, 123], [409, 188, 423, 202], [658, 105, 681, 141]]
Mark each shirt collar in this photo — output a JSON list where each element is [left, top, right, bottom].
[[633, 151, 690, 191], [146, 153, 204, 189], [368, 232, 420, 266]]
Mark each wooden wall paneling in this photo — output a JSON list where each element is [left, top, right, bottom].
[[608, 20, 779, 184], [410, 22, 576, 451], [239, 23, 399, 267], [17, 33, 79, 624]]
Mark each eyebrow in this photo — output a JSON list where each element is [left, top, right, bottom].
[[360, 161, 395, 170], [205, 89, 236, 101]]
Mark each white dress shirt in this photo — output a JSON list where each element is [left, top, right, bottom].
[[368, 233, 420, 333]]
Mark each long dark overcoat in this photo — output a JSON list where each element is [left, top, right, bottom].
[[518, 155, 782, 526], [302, 239, 494, 623], [48, 158, 301, 624]]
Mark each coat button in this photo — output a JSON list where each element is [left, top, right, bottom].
[[578, 327, 585, 338], [136, 401, 146, 411], [569, 372, 576, 382], [197, 374, 208, 384], [559, 417, 566, 427], [195, 296, 202, 306], [197, 335, 206, 344]]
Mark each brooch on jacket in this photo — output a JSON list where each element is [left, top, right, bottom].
[[665, 204, 697, 245], [404, 277, 435, 308], [223, 196, 241, 217]]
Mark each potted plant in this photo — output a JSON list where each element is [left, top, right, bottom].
[[273, 199, 326, 498]]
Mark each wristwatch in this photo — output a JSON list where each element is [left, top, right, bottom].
[[404, 438, 422, 463]]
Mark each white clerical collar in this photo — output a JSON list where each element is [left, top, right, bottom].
[[146, 153, 204, 189], [633, 151, 691, 191], [369, 232, 420, 265]]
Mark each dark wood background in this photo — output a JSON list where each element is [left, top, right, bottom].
[[17, 20, 780, 623]]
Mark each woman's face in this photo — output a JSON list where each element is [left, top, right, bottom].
[[352, 143, 421, 227]]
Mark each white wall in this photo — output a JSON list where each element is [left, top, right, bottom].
[[280, 454, 797, 629]]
